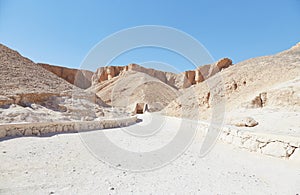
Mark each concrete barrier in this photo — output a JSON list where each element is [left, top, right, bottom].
[[0, 116, 137, 138]]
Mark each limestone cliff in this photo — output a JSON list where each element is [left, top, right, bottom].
[[91, 58, 233, 89], [38, 63, 93, 89]]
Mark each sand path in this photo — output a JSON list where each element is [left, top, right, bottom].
[[0, 114, 299, 194]]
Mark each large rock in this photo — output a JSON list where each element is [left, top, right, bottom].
[[260, 142, 287, 158], [230, 117, 259, 127], [216, 58, 232, 70]]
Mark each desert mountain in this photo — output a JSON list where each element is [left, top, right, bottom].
[[90, 70, 179, 112], [89, 58, 232, 111], [163, 43, 300, 124], [0, 44, 125, 124], [1, 42, 299, 127], [0, 44, 73, 97]]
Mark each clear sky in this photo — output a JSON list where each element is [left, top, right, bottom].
[[0, 0, 299, 72]]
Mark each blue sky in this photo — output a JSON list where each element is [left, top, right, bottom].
[[0, 0, 299, 72]]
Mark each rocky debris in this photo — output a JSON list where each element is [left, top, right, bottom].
[[38, 63, 94, 89], [245, 92, 268, 108], [0, 44, 73, 96], [230, 117, 259, 127], [220, 126, 300, 160], [0, 96, 14, 107], [243, 77, 300, 111], [264, 78, 300, 110]]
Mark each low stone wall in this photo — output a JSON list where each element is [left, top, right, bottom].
[[0, 116, 137, 138], [219, 126, 300, 161]]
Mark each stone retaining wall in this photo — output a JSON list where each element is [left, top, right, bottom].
[[219, 126, 300, 161], [0, 116, 137, 138]]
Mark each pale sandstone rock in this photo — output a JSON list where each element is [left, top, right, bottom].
[[1, 43, 118, 124], [195, 69, 204, 84], [286, 146, 296, 156], [163, 43, 300, 121], [24, 129, 32, 136], [289, 148, 300, 161], [230, 117, 258, 127], [0, 129, 6, 138], [224, 134, 234, 143], [231, 136, 243, 146], [216, 58, 232, 70], [242, 138, 259, 152], [91, 58, 232, 90], [0, 44, 73, 96], [32, 129, 40, 136], [260, 142, 287, 158], [38, 63, 93, 89]]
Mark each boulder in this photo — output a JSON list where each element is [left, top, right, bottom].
[[260, 142, 287, 158], [216, 58, 232, 70], [0, 129, 6, 138], [230, 117, 259, 127]]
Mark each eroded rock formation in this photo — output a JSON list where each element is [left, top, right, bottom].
[[92, 58, 233, 89], [38, 63, 94, 89]]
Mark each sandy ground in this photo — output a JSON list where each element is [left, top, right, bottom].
[[0, 114, 300, 194], [226, 108, 300, 136]]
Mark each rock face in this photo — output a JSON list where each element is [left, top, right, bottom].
[[90, 71, 179, 112], [89, 58, 232, 113], [163, 43, 300, 120], [92, 58, 232, 89], [0, 43, 129, 124], [38, 63, 93, 89], [0, 44, 73, 97]]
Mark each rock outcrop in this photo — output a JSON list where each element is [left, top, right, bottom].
[[91, 58, 233, 89], [89, 58, 232, 113], [163, 43, 300, 120], [38, 63, 93, 89], [90, 71, 179, 112], [0, 43, 129, 123]]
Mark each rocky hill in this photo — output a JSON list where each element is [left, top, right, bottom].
[[38, 63, 93, 89], [163, 43, 300, 124], [89, 58, 232, 111], [0, 44, 73, 97], [1, 42, 299, 127], [90, 70, 179, 112], [0, 44, 126, 124]]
